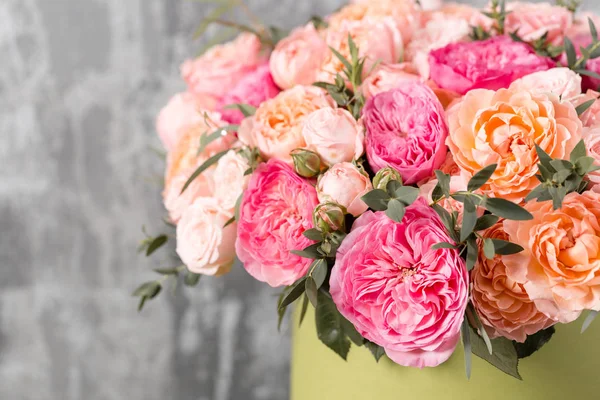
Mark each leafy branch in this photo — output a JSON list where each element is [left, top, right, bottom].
[[563, 18, 600, 79], [132, 266, 201, 311]]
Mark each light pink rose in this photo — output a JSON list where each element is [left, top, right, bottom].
[[218, 64, 280, 124], [156, 92, 217, 151], [176, 198, 236, 276], [565, 12, 600, 38], [509, 68, 582, 101], [583, 127, 600, 187], [213, 150, 250, 211], [181, 33, 267, 99], [302, 108, 364, 166], [429, 36, 555, 95], [406, 15, 471, 79], [236, 160, 319, 287], [239, 85, 335, 164], [318, 17, 403, 84], [316, 162, 372, 217], [423, 2, 492, 30], [504, 2, 572, 46], [330, 199, 469, 368], [269, 23, 329, 90], [362, 82, 448, 185], [163, 168, 214, 224], [572, 90, 600, 128], [361, 63, 421, 99]]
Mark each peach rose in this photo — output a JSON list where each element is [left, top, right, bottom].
[[163, 169, 214, 224], [583, 127, 600, 187], [439, 152, 461, 176], [472, 222, 555, 342], [504, 192, 600, 323], [302, 108, 364, 166], [447, 88, 582, 202], [239, 85, 335, 164], [509, 68, 582, 101], [181, 33, 267, 99], [318, 17, 403, 84], [317, 163, 373, 217], [213, 150, 250, 212], [361, 63, 422, 99], [330, 0, 419, 45], [176, 198, 236, 276], [572, 90, 600, 128], [504, 2, 572, 46], [269, 23, 328, 90]]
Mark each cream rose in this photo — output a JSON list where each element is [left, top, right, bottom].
[[317, 162, 373, 217], [212, 150, 250, 212]]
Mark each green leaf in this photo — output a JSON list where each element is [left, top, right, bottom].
[[564, 36, 577, 67], [525, 185, 549, 203], [535, 144, 555, 171], [466, 237, 478, 271], [461, 318, 472, 380], [474, 214, 500, 231], [385, 199, 406, 223], [491, 239, 524, 255], [341, 318, 363, 346], [311, 259, 328, 289], [132, 281, 162, 298], [386, 180, 402, 197], [348, 34, 359, 65], [513, 327, 555, 359], [315, 291, 351, 360], [432, 242, 458, 250], [590, 17, 598, 41], [309, 15, 328, 30], [468, 164, 497, 192], [576, 99, 596, 117], [483, 238, 496, 260], [183, 271, 201, 287], [234, 193, 243, 223], [199, 125, 238, 154], [576, 156, 596, 175], [549, 186, 568, 210], [484, 198, 533, 221], [432, 204, 455, 235], [550, 159, 574, 171], [279, 277, 308, 310], [364, 340, 386, 362], [181, 150, 229, 193], [582, 310, 599, 333], [223, 216, 235, 228], [223, 103, 256, 117], [277, 292, 288, 332], [146, 235, 168, 256], [328, 46, 352, 72], [575, 69, 600, 80], [361, 189, 391, 211], [468, 305, 493, 355], [305, 277, 319, 307], [553, 169, 572, 182], [303, 228, 324, 241], [460, 197, 477, 242], [299, 294, 310, 327], [470, 326, 522, 380], [434, 170, 451, 197], [291, 243, 322, 259], [391, 185, 420, 206], [153, 267, 180, 276]]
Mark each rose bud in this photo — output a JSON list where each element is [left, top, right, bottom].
[[313, 202, 346, 233], [373, 166, 403, 190], [291, 148, 322, 178]]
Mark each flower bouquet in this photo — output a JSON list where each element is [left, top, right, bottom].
[[136, 0, 600, 388]]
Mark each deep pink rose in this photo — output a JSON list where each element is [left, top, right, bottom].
[[218, 64, 281, 124], [362, 82, 448, 185], [330, 199, 469, 368], [236, 160, 319, 287], [429, 36, 555, 95]]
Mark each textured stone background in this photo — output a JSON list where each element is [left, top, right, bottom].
[[0, 0, 595, 399]]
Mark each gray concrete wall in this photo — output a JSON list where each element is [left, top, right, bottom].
[[0, 0, 594, 399]]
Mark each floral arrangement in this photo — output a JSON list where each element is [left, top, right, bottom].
[[135, 0, 600, 379]]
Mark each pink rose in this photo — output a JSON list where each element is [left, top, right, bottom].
[[361, 63, 421, 99], [572, 90, 600, 128], [213, 150, 250, 211], [318, 17, 403, 83], [422, 3, 492, 30], [504, 2, 572, 46], [163, 168, 214, 224], [302, 108, 364, 166], [218, 64, 280, 124], [330, 199, 469, 368], [236, 160, 319, 287], [176, 198, 236, 276], [429, 36, 555, 95], [565, 12, 600, 38], [239, 85, 335, 164], [181, 33, 267, 99], [269, 24, 329, 90], [509, 68, 582, 101], [156, 92, 217, 151], [316, 162, 372, 217], [583, 127, 600, 187], [362, 82, 448, 185]]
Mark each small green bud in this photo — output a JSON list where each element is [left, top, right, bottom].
[[291, 148, 322, 178], [313, 202, 346, 233], [373, 167, 403, 190]]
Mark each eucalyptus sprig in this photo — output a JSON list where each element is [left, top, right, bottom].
[[556, 0, 581, 13], [483, 0, 511, 35], [313, 35, 371, 119], [132, 266, 201, 311], [509, 30, 564, 58], [361, 179, 420, 223], [526, 140, 600, 209], [138, 226, 169, 256], [563, 18, 600, 79]]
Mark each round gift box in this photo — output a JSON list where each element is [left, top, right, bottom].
[[291, 307, 600, 400]]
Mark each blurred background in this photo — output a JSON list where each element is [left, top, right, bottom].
[[0, 0, 591, 399]]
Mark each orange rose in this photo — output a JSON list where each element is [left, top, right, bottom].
[[239, 86, 335, 164], [447, 88, 582, 203], [472, 223, 555, 342], [504, 192, 600, 323]]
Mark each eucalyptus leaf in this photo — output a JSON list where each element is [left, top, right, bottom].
[[392, 186, 420, 206], [291, 243, 321, 259], [277, 292, 287, 332], [460, 197, 477, 242], [223, 103, 256, 117], [198, 125, 238, 154], [474, 214, 500, 231], [491, 239, 524, 255], [132, 281, 162, 298], [305, 277, 319, 307], [298, 294, 310, 327], [484, 198, 533, 221], [279, 277, 308, 310], [461, 318, 472, 380], [434, 170, 451, 197], [468, 305, 493, 355], [315, 291, 352, 360], [466, 237, 478, 271], [311, 259, 328, 289], [361, 189, 391, 211], [432, 242, 458, 250], [223, 216, 235, 228], [564, 36, 577, 67], [146, 235, 168, 256], [575, 69, 600, 80], [181, 150, 229, 193], [576, 99, 596, 117], [432, 204, 455, 236], [328, 46, 353, 73], [535, 144, 555, 171], [184, 271, 201, 287], [483, 238, 496, 260], [303, 228, 324, 241], [153, 267, 180, 276], [385, 199, 406, 223], [468, 164, 497, 192]]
